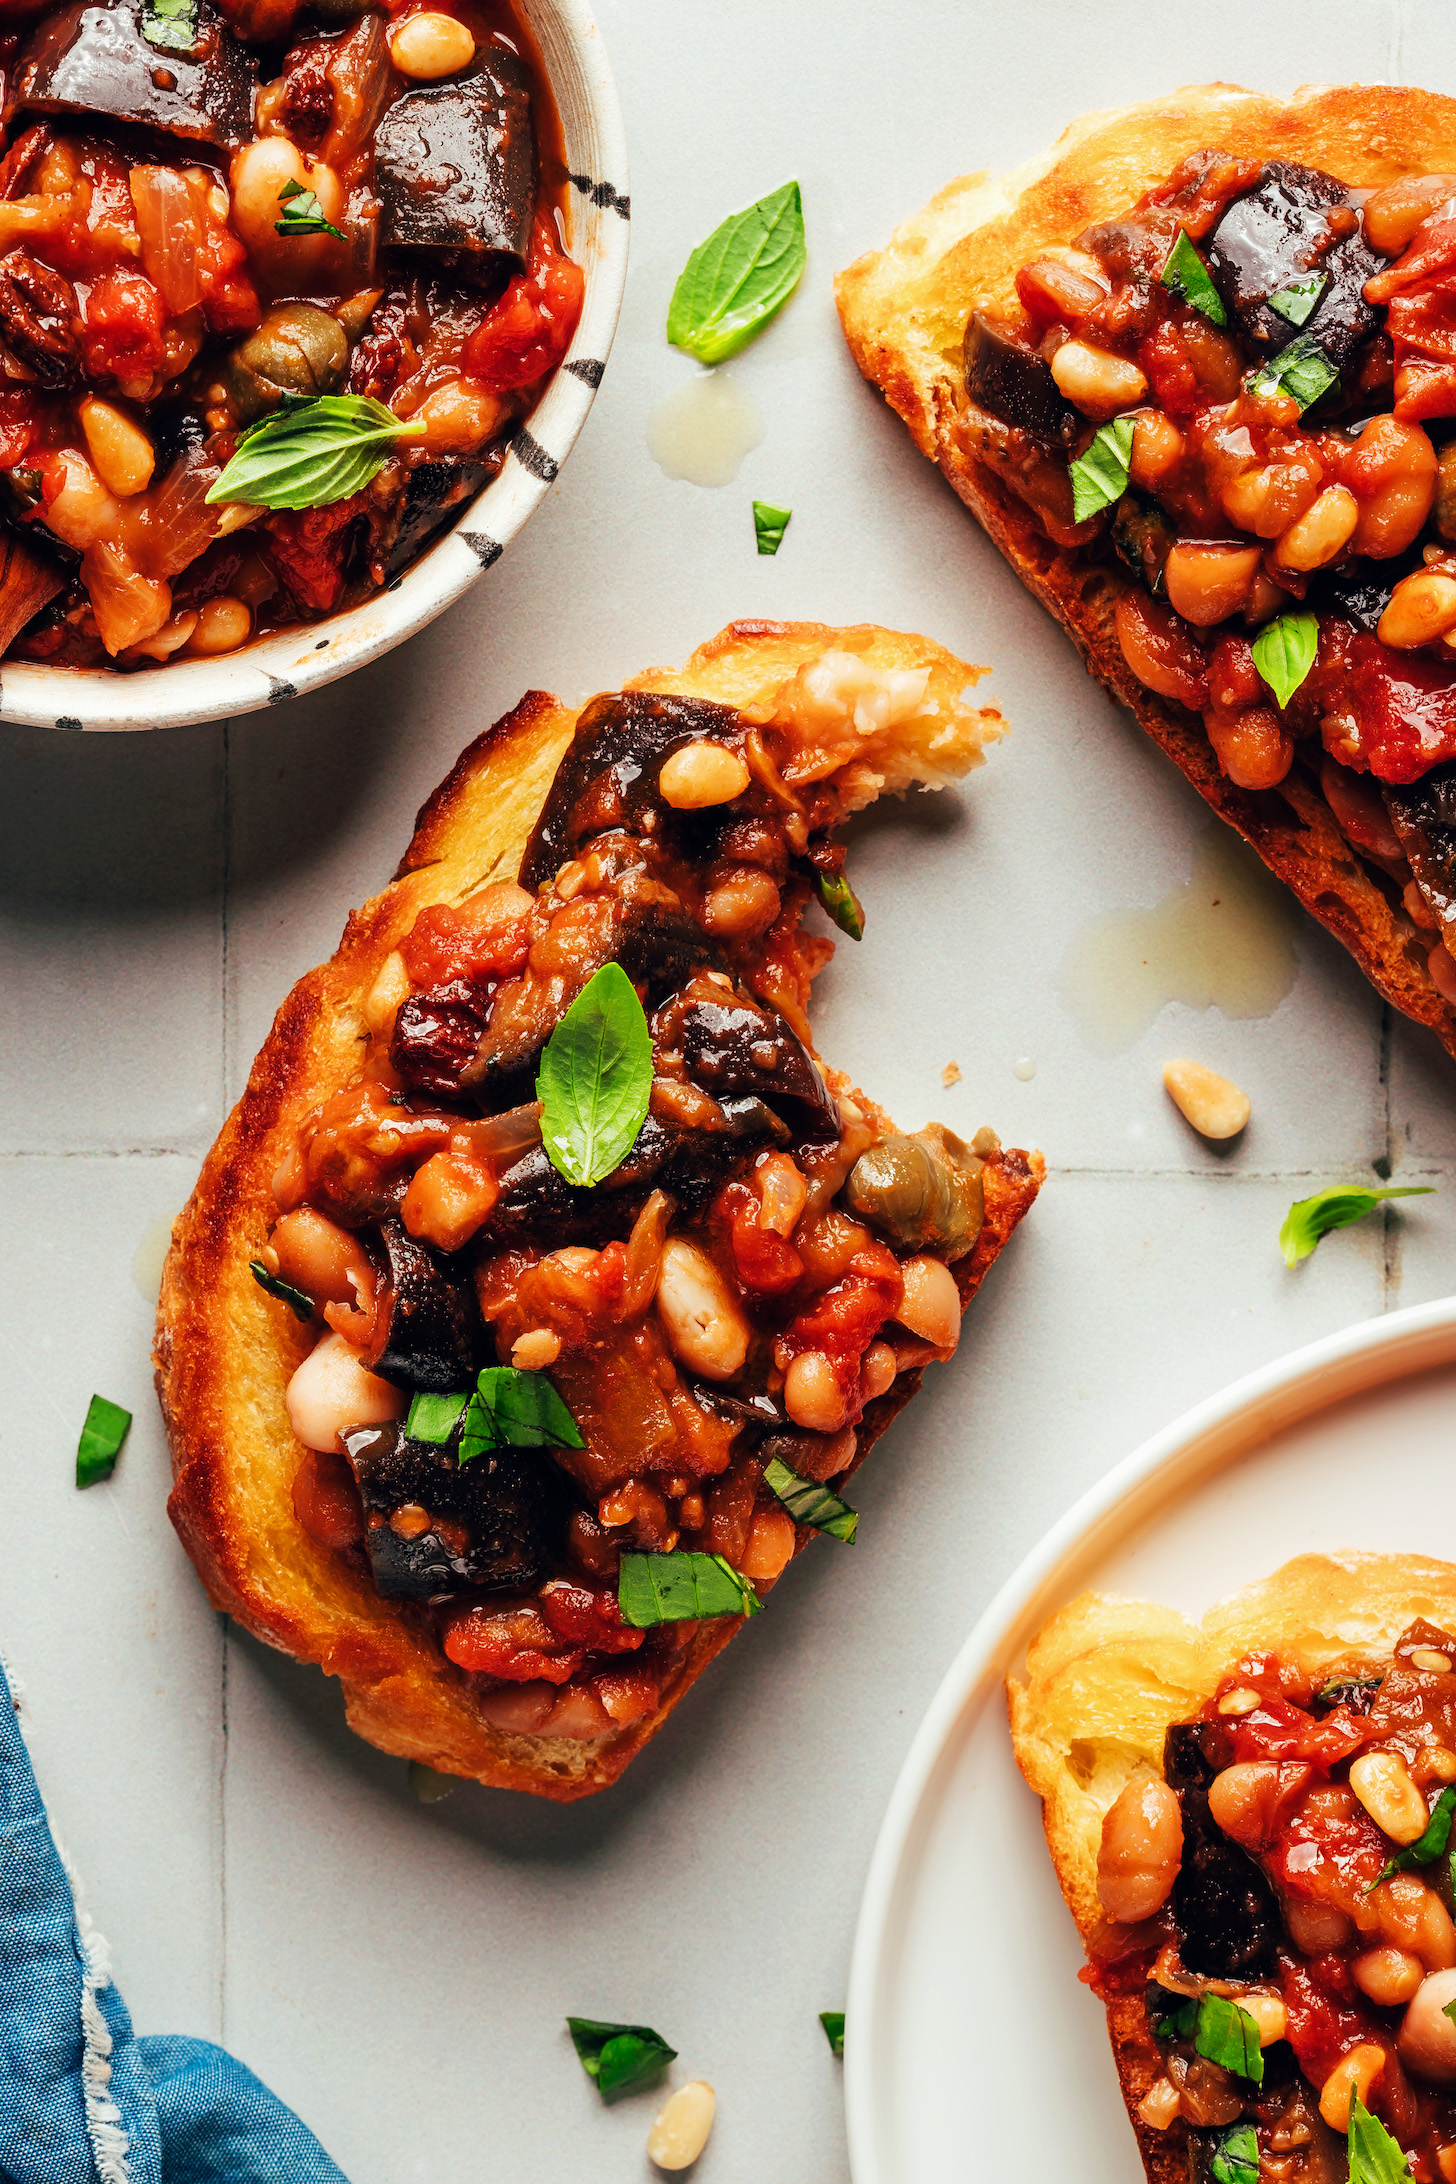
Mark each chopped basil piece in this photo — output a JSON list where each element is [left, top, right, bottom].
[[1348, 2090, 1413, 2184], [77, 1394, 132, 1489], [1194, 1994, 1263, 2086], [275, 179, 345, 244], [1370, 1784, 1456, 1889], [1210, 2122, 1260, 2184], [566, 2017, 677, 2103], [249, 1258, 315, 1322], [753, 499, 792, 555], [666, 180, 806, 365], [618, 1550, 761, 1628], [1160, 230, 1228, 327], [820, 2011, 845, 2056], [1268, 273, 1326, 328], [1280, 1183, 1434, 1267], [1069, 416, 1135, 526], [814, 869, 864, 941], [405, 1390, 468, 1444], [1445, 1995, 1456, 2032], [142, 0, 197, 51], [1316, 1673, 1382, 1708], [763, 1454, 857, 1542], [206, 395, 425, 512], [1251, 611, 1319, 710], [1250, 333, 1339, 414], [537, 960, 653, 1189], [1149, 1986, 1198, 2040], [458, 1367, 583, 1465]]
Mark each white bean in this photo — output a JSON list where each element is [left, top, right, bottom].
[[284, 1331, 405, 1452], [655, 1239, 748, 1380], [648, 2082, 716, 2171]]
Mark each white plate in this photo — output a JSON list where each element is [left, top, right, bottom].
[[845, 1295, 1456, 2184]]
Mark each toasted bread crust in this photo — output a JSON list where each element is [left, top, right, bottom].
[[1007, 1552, 1456, 2167], [835, 82, 1456, 1060], [156, 620, 1042, 1801]]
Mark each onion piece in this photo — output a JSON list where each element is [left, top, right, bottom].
[[130, 167, 203, 314], [473, 1101, 544, 1158], [82, 539, 171, 655]]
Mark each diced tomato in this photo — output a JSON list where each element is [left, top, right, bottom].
[[1281, 1952, 1384, 2091], [462, 213, 585, 392], [403, 897, 535, 986], [776, 1243, 903, 1400], [537, 1578, 644, 1655], [81, 272, 166, 382], [721, 1179, 803, 1295], [291, 1448, 365, 1551], [1266, 1785, 1388, 1910], [196, 217, 260, 334], [1329, 629, 1456, 784], [441, 1601, 583, 1683], [1138, 318, 1202, 416], [1223, 1690, 1371, 1768], [0, 389, 34, 469], [266, 491, 367, 614]]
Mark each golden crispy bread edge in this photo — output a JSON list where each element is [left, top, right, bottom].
[[1005, 1552, 1456, 2169], [835, 80, 1456, 1061], [155, 619, 1042, 1803]]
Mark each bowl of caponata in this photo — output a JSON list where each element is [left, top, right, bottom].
[[0, 0, 627, 730]]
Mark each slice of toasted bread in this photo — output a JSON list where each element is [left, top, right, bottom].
[[835, 82, 1456, 1062], [1007, 1552, 1456, 2175], [155, 619, 1043, 1802]]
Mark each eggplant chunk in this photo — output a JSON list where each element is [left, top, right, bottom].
[[1385, 760, 1456, 932], [1311, 544, 1423, 633], [669, 991, 840, 1143], [1164, 1722, 1280, 1980], [963, 311, 1080, 447], [377, 455, 490, 584], [367, 1216, 483, 1392], [483, 1104, 786, 1247], [375, 49, 535, 266], [1205, 161, 1381, 373], [342, 1418, 565, 1601], [15, 0, 257, 155], [519, 688, 748, 889]]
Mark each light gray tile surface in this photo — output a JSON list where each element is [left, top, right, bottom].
[[0, 4, 1451, 2180]]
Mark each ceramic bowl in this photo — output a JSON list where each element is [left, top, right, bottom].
[[5, 0, 629, 733]]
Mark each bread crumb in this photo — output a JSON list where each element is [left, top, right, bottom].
[[942, 1060, 962, 1086]]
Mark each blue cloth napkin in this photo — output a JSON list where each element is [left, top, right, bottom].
[[0, 1651, 349, 2184]]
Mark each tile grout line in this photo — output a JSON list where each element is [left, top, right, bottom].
[[1380, 1002, 1397, 1312], [219, 718, 231, 2049]]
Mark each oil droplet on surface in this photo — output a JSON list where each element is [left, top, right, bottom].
[[132, 1208, 176, 1304], [1056, 827, 1298, 1057], [1012, 1056, 1036, 1081], [647, 372, 764, 487]]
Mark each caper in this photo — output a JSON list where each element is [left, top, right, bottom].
[[843, 1126, 984, 1260], [225, 302, 349, 423]]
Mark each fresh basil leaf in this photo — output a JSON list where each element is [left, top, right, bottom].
[[1348, 2090, 1413, 2184], [249, 1258, 315, 1322], [537, 960, 653, 1189], [142, 0, 197, 52], [1268, 273, 1326, 328], [1250, 333, 1339, 414], [1369, 1784, 1456, 1889], [275, 179, 345, 244], [763, 1454, 857, 1543], [1280, 1184, 1434, 1267], [820, 2011, 845, 2056], [1160, 230, 1228, 327], [206, 394, 424, 512], [77, 1394, 132, 1489], [814, 868, 863, 941], [1210, 2122, 1260, 2184], [1070, 416, 1135, 525], [1194, 1993, 1263, 2086], [1445, 1994, 1456, 2033], [666, 180, 806, 365], [1251, 610, 1319, 710], [458, 1367, 583, 1465], [618, 1550, 761, 1628], [406, 1390, 468, 1444], [753, 499, 792, 555], [566, 2017, 677, 2103], [1148, 1986, 1199, 2040]]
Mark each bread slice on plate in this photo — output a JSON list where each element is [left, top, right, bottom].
[[837, 83, 1456, 1061], [156, 619, 1043, 1801], [1009, 1553, 1456, 2182]]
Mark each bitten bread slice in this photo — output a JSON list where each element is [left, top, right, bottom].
[[156, 619, 1042, 1802], [836, 82, 1456, 1061]]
